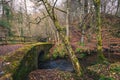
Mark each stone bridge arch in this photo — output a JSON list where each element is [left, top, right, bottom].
[[2, 43, 53, 80], [37, 50, 45, 68]]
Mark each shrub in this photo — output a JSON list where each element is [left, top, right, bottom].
[[75, 48, 81, 53]]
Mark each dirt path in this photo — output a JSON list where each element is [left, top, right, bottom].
[[0, 44, 24, 56]]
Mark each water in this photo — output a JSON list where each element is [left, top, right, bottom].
[[38, 59, 74, 72]]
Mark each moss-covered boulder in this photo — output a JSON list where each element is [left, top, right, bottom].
[[1, 42, 53, 80]]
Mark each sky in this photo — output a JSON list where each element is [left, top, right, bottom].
[[14, 0, 34, 13], [14, 0, 63, 14]]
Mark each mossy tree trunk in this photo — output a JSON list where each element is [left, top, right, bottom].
[[93, 0, 106, 62], [41, 0, 83, 76], [66, 0, 70, 39], [54, 20, 83, 76]]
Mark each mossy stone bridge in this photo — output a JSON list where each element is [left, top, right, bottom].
[[2, 42, 53, 80]]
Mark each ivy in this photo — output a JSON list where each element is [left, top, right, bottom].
[[0, 20, 13, 36]]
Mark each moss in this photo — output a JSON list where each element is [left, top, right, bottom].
[[75, 48, 81, 54], [87, 62, 120, 80], [52, 43, 67, 59], [2, 42, 53, 80]]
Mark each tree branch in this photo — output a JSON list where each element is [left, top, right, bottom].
[[54, 7, 67, 14], [29, 15, 49, 24]]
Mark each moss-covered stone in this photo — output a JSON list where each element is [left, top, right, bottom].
[[2, 42, 53, 80]]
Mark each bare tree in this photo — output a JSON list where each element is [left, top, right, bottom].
[[93, 0, 106, 62]]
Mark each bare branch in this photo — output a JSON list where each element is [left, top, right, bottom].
[[42, 0, 53, 19], [54, 6, 67, 14], [52, 0, 58, 20], [29, 15, 49, 24]]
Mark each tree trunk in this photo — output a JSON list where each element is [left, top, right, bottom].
[[24, 0, 31, 37], [81, 25, 85, 45], [84, 0, 88, 14], [54, 20, 83, 76], [1, 0, 5, 20], [101, 0, 107, 13], [66, 0, 70, 39], [93, 0, 106, 62], [116, 0, 120, 16]]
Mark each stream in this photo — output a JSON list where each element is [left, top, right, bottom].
[[38, 59, 74, 72]]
